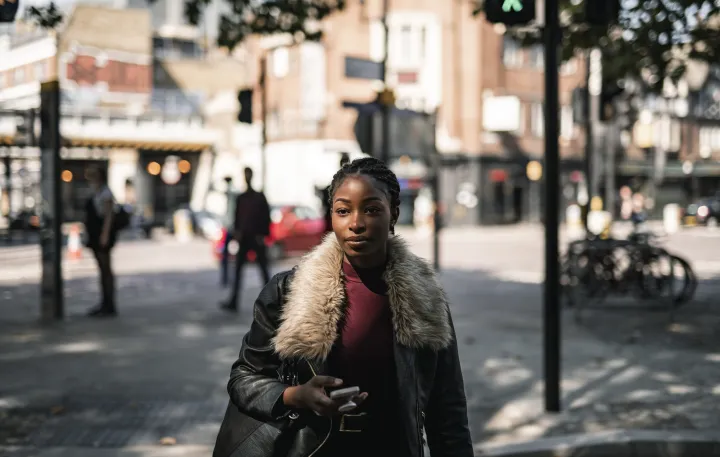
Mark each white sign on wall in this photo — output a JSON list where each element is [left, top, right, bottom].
[[482, 96, 521, 132]]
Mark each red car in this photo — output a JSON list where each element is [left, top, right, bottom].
[[212, 205, 326, 262]]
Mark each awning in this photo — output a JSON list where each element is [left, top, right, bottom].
[[64, 138, 211, 152], [0, 136, 211, 152]]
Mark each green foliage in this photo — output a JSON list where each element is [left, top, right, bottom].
[[24, 3, 62, 29], [201, 0, 346, 50], [474, 0, 720, 91], [25, 0, 346, 50]]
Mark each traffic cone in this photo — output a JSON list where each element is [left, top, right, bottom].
[[67, 224, 83, 260]]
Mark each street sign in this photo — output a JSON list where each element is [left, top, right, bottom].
[[0, 0, 19, 23], [39, 80, 63, 320], [344, 56, 384, 81]]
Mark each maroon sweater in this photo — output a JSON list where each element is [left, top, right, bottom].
[[322, 260, 409, 455]]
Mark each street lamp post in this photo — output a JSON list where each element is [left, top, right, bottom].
[[381, 0, 391, 165], [684, 59, 711, 202]]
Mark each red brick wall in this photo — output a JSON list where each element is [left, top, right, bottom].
[[65, 54, 151, 94]]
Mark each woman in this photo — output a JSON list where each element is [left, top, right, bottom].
[[84, 167, 117, 317], [214, 157, 473, 457]]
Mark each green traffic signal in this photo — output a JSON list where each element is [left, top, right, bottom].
[[502, 0, 523, 12], [485, 0, 535, 25]]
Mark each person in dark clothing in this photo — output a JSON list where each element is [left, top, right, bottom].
[[84, 167, 117, 317], [213, 158, 473, 457], [220, 167, 272, 312], [220, 177, 235, 287]]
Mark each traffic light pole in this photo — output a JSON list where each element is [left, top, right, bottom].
[[39, 80, 63, 321], [585, 48, 602, 220], [543, 0, 562, 413], [381, 0, 391, 165], [260, 54, 268, 192]]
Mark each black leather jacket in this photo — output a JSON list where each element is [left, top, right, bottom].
[[214, 236, 473, 457]]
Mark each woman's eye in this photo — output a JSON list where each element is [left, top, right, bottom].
[[365, 207, 381, 214], [335, 208, 349, 215]]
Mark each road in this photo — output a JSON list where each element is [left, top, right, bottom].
[[1, 224, 719, 456]]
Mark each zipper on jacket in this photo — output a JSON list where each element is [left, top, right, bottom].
[[417, 404, 425, 457], [306, 359, 332, 457]]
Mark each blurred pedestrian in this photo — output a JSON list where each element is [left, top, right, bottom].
[[84, 166, 117, 317], [220, 176, 235, 287], [220, 167, 271, 312], [213, 157, 473, 457], [631, 192, 647, 228]]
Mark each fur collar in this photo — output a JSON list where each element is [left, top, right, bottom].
[[272, 234, 452, 361]]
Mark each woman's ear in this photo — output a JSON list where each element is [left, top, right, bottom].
[[391, 206, 400, 229]]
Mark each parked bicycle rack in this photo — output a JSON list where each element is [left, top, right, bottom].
[[560, 230, 698, 322]]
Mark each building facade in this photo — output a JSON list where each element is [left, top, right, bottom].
[[252, 0, 587, 224], [0, 6, 218, 226]]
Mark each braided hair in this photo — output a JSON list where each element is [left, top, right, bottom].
[[328, 157, 401, 234]]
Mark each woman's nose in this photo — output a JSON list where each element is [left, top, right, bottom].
[[349, 213, 366, 231]]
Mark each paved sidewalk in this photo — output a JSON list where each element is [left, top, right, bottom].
[[1, 229, 720, 456]]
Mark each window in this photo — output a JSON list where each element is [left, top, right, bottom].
[[699, 126, 720, 159], [531, 103, 544, 137], [560, 106, 574, 139], [514, 103, 525, 134], [502, 36, 522, 68], [561, 59, 578, 75], [35, 62, 47, 81], [153, 65, 169, 85], [400, 25, 412, 57], [528, 45, 543, 69], [13, 68, 25, 85], [390, 23, 426, 68], [272, 47, 289, 78]]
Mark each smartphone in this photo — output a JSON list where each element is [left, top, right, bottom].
[[329, 386, 360, 402]]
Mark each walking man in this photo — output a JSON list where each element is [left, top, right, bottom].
[[220, 167, 272, 312]]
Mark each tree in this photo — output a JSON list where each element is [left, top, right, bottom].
[[26, 0, 346, 50], [473, 0, 720, 91]]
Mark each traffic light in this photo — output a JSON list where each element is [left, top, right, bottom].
[[585, 0, 620, 26], [0, 0, 19, 23], [484, 0, 536, 26], [237, 89, 253, 124], [14, 110, 36, 147]]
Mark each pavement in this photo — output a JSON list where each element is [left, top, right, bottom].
[[1, 224, 720, 456]]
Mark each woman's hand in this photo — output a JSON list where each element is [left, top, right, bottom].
[[283, 376, 368, 417]]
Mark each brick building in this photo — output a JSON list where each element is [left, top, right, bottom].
[[0, 6, 220, 225], [255, 0, 587, 224]]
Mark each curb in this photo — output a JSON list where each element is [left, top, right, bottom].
[[476, 429, 720, 456], [0, 445, 213, 457]]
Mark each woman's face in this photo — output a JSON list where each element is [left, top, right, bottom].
[[332, 174, 398, 267]]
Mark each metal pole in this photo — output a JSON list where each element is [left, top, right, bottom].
[[587, 48, 602, 203], [260, 54, 268, 192], [381, 0, 391, 165], [39, 80, 63, 320], [605, 122, 616, 218], [543, 0, 561, 413], [430, 112, 441, 271]]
